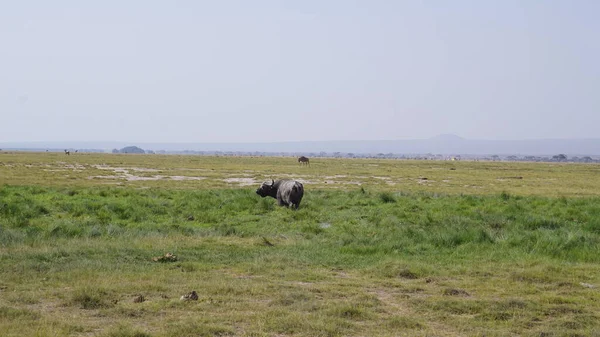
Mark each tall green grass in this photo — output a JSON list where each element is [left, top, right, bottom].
[[2, 185, 600, 263]]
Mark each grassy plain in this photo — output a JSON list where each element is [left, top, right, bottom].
[[1, 152, 599, 336]]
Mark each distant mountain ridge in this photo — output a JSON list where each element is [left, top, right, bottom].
[[2, 136, 600, 156], [428, 134, 465, 141]]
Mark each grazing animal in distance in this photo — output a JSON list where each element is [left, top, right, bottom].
[[256, 179, 304, 209], [64, 150, 70, 155], [298, 156, 310, 166]]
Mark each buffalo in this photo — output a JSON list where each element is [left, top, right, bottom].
[[256, 179, 304, 209], [298, 156, 310, 166]]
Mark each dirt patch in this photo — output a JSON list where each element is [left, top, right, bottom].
[[295, 179, 316, 184], [90, 175, 163, 181], [130, 167, 160, 172], [223, 177, 258, 186], [169, 176, 205, 181], [126, 175, 166, 181], [324, 175, 348, 179], [91, 165, 159, 173], [89, 165, 204, 182], [226, 173, 254, 177], [277, 173, 313, 179], [90, 174, 204, 182], [63, 164, 86, 170], [104, 175, 204, 181]]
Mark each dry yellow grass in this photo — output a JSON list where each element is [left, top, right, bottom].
[[1, 151, 599, 196]]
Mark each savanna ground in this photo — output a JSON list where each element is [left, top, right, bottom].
[[1, 152, 599, 337]]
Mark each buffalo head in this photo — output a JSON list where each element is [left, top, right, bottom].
[[256, 179, 275, 198]]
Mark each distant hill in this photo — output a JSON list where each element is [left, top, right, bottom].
[[428, 134, 465, 142], [2, 136, 600, 156]]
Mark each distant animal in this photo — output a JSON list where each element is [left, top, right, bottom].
[[180, 291, 198, 301], [298, 156, 310, 166], [64, 150, 70, 155], [256, 179, 304, 209]]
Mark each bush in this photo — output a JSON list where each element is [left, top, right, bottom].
[[378, 192, 396, 203]]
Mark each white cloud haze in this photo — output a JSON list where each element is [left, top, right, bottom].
[[1, 1, 599, 143]]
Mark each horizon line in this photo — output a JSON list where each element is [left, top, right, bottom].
[[2, 136, 600, 144]]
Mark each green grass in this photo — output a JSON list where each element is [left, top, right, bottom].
[[1, 152, 600, 336]]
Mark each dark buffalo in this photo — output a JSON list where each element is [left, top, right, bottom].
[[256, 179, 304, 209], [298, 156, 310, 166]]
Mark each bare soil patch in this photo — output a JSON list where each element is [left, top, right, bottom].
[[223, 177, 258, 186]]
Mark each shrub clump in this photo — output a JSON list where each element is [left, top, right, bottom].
[[379, 192, 396, 203]]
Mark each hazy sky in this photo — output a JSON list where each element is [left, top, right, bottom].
[[2, 1, 599, 143]]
